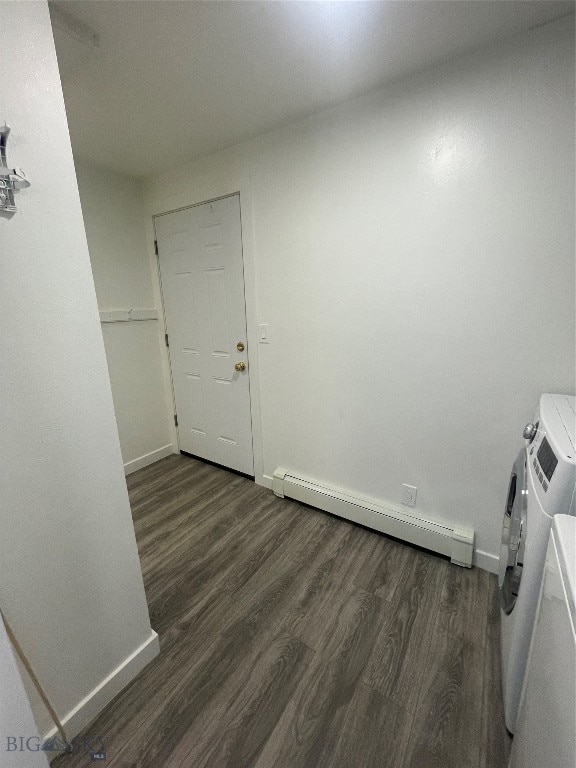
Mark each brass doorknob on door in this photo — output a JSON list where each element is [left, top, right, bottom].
[[235, 361, 246, 372]]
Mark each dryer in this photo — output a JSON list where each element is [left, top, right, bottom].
[[499, 393, 575, 733], [508, 514, 576, 768]]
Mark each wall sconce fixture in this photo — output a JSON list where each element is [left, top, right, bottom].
[[0, 124, 30, 213]]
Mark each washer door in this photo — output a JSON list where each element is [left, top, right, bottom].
[[499, 448, 528, 614]]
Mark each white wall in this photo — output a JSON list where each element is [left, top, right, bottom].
[[75, 162, 172, 472], [0, 614, 49, 767], [0, 1, 158, 742], [145, 17, 575, 567]]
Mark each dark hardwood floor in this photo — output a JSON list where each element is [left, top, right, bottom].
[[53, 454, 511, 768]]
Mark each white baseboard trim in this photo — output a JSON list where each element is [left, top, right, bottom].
[[124, 444, 175, 475], [473, 548, 499, 574], [44, 631, 159, 752]]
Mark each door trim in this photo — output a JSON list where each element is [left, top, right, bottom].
[[153, 192, 243, 219], [150, 189, 263, 483]]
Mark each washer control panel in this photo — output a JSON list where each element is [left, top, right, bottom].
[[528, 395, 576, 516]]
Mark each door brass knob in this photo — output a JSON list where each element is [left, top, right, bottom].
[[235, 361, 246, 372]]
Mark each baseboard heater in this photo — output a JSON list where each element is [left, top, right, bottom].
[[272, 467, 474, 568]]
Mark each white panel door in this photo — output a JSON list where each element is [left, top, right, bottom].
[[155, 195, 254, 475]]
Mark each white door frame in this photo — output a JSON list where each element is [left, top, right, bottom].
[[147, 184, 265, 486]]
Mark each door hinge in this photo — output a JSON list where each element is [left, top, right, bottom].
[[174, 414, 178, 427], [154, 240, 158, 256], [165, 333, 169, 347]]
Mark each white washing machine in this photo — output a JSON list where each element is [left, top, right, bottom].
[[508, 514, 576, 768], [499, 393, 576, 733]]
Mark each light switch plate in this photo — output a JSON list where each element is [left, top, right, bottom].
[[258, 323, 270, 343]]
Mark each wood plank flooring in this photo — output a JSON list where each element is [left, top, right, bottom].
[[53, 454, 511, 768]]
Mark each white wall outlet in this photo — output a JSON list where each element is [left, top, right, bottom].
[[258, 323, 270, 343], [401, 484, 417, 507]]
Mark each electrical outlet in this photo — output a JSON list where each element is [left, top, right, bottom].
[[401, 484, 417, 508]]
